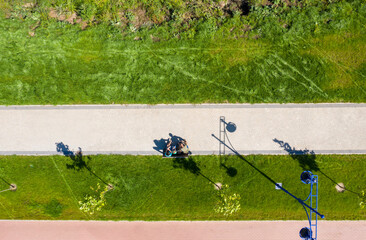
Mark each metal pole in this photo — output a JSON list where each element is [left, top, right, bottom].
[[212, 134, 325, 219]]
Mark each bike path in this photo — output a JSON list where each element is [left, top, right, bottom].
[[0, 220, 365, 240], [0, 104, 365, 155]]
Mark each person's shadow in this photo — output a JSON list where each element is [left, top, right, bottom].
[[55, 142, 74, 157], [273, 138, 319, 172], [273, 138, 360, 196], [55, 142, 109, 185], [153, 133, 186, 154], [56, 142, 86, 170], [153, 138, 168, 153]]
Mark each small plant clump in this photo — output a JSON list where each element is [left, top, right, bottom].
[[360, 190, 366, 209], [79, 183, 109, 215], [214, 184, 241, 216]]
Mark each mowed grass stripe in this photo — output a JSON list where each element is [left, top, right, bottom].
[[0, 155, 365, 220], [0, 17, 365, 104]]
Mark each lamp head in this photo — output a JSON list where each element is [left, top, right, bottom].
[[301, 171, 314, 184], [299, 227, 312, 239]]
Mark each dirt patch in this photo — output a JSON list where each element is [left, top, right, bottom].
[[131, 7, 150, 29], [58, 14, 66, 21], [49, 8, 58, 19], [66, 12, 77, 24], [5, 11, 11, 19], [218, 1, 226, 9], [117, 11, 128, 28], [48, 8, 73, 23], [81, 21, 88, 30], [242, 24, 252, 32], [75, 17, 82, 24], [23, 2, 37, 8], [48, 8, 87, 29], [261, 0, 273, 6], [30, 21, 40, 31], [283, 0, 299, 7], [150, 35, 160, 42]]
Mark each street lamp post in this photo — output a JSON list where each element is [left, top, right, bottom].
[[299, 171, 320, 240], [216, 117, 324, 240]]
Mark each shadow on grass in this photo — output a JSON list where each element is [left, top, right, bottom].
[[55, 142, 109, 186], [273, 138, 319, 172], [173, 157, 221, 189], [220, 163, 238, 177], [212, 133, 327, 218], [0, 176, 11, 186], [212, 135, 280, 187], [219, 155, 238, 177], [273, 138, 360, 196]]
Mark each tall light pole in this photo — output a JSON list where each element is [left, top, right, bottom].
[[215, 117, 324, 240], [299, 171, 320, 240]]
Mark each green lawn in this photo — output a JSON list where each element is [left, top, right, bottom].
[[0, 14, 365, 104], [0, 154, 365, 220]]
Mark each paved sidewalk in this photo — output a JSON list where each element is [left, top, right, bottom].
[[0, 104, 365, 155], [0, 220, 365, 240]]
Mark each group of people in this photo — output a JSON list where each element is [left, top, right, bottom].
[[164, 138, 189, 157]]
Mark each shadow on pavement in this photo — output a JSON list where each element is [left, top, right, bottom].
[[153, 138, 168, 154], [153, 133, 190, 156], [153, 133, 184, 154]]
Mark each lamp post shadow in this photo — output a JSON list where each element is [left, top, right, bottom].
[[211, 133, 325, 219], [172, 157, 221, 189], [55, 142, 110, 187]]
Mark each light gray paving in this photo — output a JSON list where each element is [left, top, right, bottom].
[[0, 104, 365, 155]]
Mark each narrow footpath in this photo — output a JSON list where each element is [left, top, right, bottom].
[[0, 104, 365, 155]]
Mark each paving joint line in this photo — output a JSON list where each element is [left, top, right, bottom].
[[1, 150, 366, 156], [0, 103, 366, 110]]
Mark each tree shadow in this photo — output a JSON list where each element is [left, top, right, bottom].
[[173, 157, 221, 189], [273, 138, 359, 196], [273, 138, 319, 172], [55, 142, 109, 186]]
